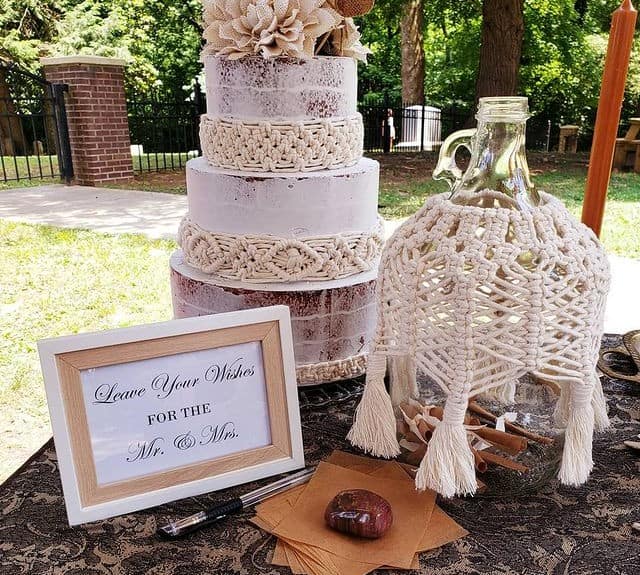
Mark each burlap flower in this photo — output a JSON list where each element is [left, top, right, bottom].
[[327, 17, 371, 62], [203, 0, 343, 59]]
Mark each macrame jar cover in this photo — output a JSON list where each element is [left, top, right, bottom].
[[348, 188, 610, 497]]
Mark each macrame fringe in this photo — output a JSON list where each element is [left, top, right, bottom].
[[347, 353, 400, 458], [558, 401, 595, 486], [591, 378, 610, 432], [478, 380, 516, 404], [553, 384, 571, 428], [389, 355, 418, 406], [415, 422, 477, 498]]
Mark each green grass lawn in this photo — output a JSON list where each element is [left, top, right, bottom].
[[1, 154, 61, 189], [0, 222, 176, 481], [378, 168, 640, 259], [1, 153, 192, 189]]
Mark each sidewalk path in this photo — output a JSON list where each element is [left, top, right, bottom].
[[1, 184, 639, 333], [0, 184, 186, 239]]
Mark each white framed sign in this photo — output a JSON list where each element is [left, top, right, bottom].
[[38, 306, 304, 525]]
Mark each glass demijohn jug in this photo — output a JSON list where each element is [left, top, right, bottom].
[[433, 96, 541, 211], [395, 97, 569, 494]]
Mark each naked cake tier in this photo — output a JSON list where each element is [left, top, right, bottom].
[[170, 251, 376, 385], [185, 157, 379, 237], [204, 55, 357, 120]]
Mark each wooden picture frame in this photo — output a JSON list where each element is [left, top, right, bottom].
[[38, 306, 304, 525]]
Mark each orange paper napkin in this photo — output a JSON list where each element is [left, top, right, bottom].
[[251, 451, 468, 575]]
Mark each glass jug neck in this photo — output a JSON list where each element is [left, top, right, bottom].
[[451, 97, 540, 210]]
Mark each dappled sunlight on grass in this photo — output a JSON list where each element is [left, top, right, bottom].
[[0, 222, 176, 481]]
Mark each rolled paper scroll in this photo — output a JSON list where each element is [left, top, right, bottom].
[[468, 401, 555, 445], [472, 449, 488, 473], [426, 405, 481, 427], [474, 427, 528, 456], [476, 450, 529, 473]]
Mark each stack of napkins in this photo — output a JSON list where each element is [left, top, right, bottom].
[[251, 451, 468, 575]]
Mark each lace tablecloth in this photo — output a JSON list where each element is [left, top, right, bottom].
[[1, 335, 639, 575]]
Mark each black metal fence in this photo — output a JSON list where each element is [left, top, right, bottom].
[[125, 89, 565, 174], [361, 97, 560, 154], [127, 84, 205, 173], [359, 98, 469, 154], [0, 62, 73, 183], [0, 62, 582, 183]]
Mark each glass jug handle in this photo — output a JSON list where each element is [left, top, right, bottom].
[[433, 128, 476, 190]]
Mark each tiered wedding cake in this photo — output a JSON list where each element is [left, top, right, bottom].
[[170, 0, 381, 384]]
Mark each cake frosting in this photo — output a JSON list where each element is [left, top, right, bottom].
[[204, 55, 358, 120], [172, 29, 380, 384], [185, 157, 379, 237]]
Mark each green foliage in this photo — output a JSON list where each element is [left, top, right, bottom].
[[422, 8, 481, 109], [2, 0, 640, 122], [359, 0, 640, 127], [0, 0, 62, 68], [1, 0, 202, 98], [54, 0, 203, 97], [357, 0, 402, 101]]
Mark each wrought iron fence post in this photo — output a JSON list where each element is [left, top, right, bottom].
[[51, 83, 74, 184], [545, 120, 551, 152], [420, 99, 426, 153], [382, 93, 390, 154], [193, 79, 204, 156]]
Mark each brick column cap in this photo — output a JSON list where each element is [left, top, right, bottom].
[[40, 55, 127, 67]]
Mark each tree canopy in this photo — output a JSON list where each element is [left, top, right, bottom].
[[1, 0, 639, 124], [359, 0, 639, 124]]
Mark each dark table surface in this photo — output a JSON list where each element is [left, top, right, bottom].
[[1, 334, 639, 575]]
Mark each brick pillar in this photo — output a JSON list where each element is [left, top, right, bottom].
[[41, 55, 134, 185], [558, 125, 579, 154]]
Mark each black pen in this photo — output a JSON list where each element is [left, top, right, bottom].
[[157, 467, 315, 538]]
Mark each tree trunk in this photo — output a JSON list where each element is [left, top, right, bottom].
[[401, 0, 425, 104], [475, 0, 525, 101], [0, 67, 27, 156]]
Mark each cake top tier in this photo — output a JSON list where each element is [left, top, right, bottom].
[[205, 55, 358, 120], [202, 1, 371, 62]]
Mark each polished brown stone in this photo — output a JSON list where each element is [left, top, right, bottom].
[[324, 489, 393, 539]]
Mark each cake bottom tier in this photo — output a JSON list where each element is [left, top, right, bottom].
[[170, 251, 377, 385]]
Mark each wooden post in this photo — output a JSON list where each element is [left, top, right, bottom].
[[559, 125, 579, 153], [582, 0, 637, 237]]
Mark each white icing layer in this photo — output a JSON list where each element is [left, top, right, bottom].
[[186, 156, 380, 237], [204, 55, 357, 120]]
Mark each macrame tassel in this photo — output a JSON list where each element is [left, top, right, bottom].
[[347, 353, 400, 458], [415, 402, 476, 498], [553, 383, 571, 428], [479, 380, 516, 404], [389, 355, 418, 406], [591, 377, 610, 432], [557, 384, 595, 486]]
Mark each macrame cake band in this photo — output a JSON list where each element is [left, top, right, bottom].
[[297, 354, 367, 385], [200, 114, 364, 173], [179, 217, 384, 283]]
